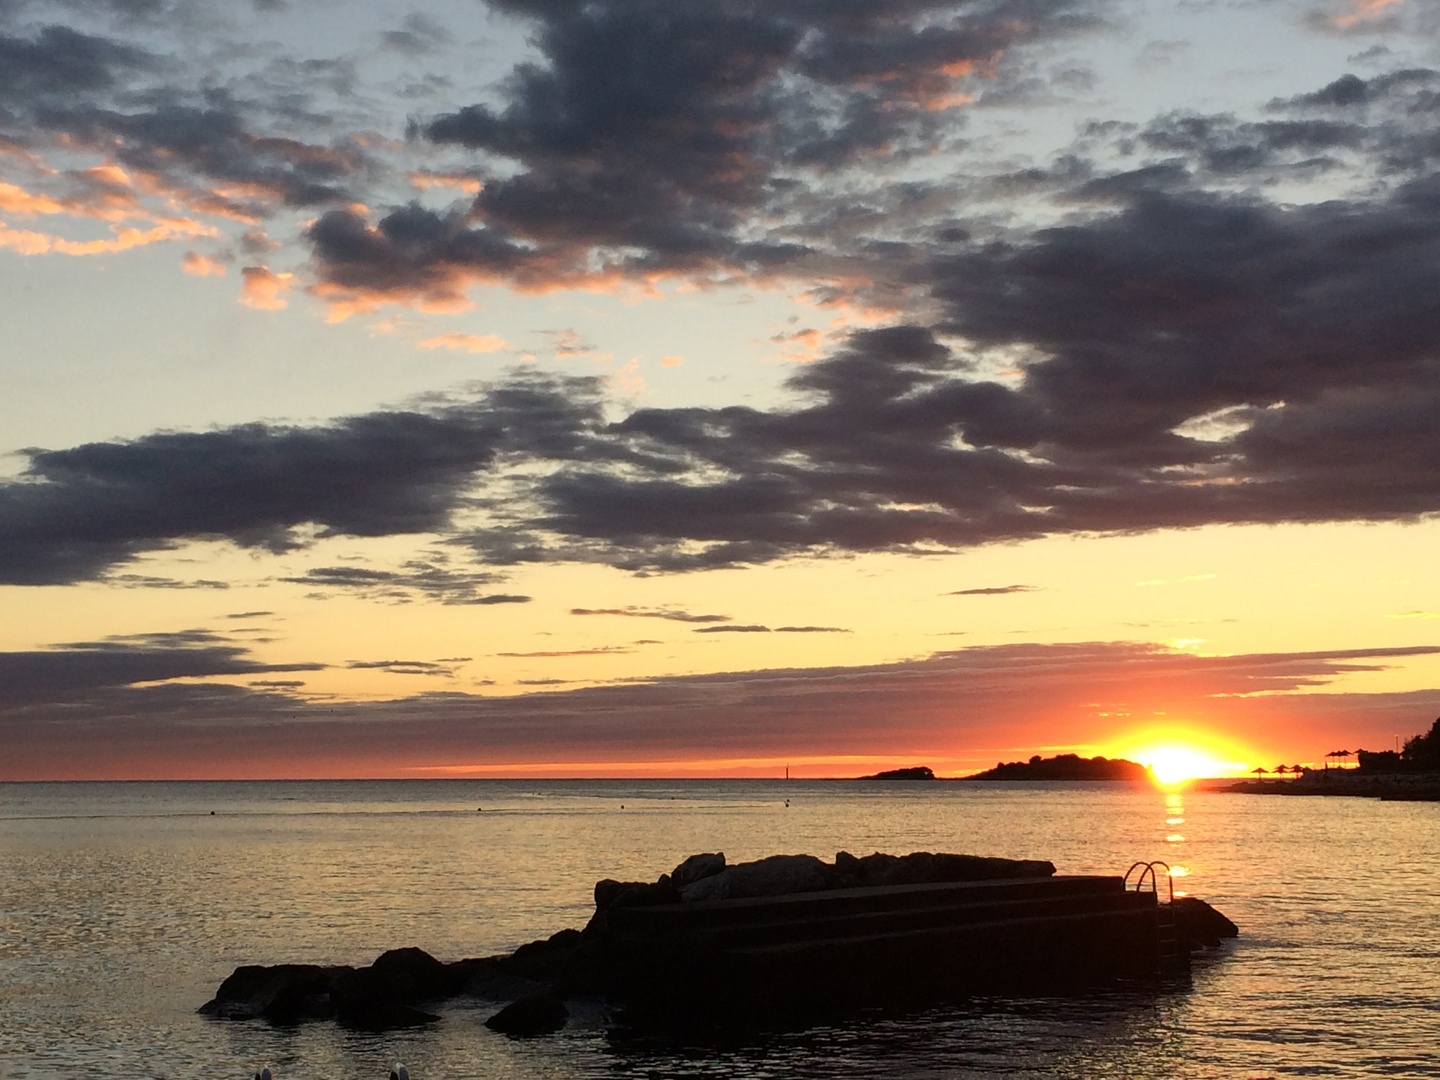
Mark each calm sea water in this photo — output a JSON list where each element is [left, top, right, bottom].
[[0, 780, 1436, 1079]]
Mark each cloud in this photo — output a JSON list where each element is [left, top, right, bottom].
[[418, 331, 510, 353], [239, 266, 292, 309], [11, 66, 1440, 579], [570, 606, 731, 623], [6, 639, 1438, 778], [298, 0, 1109, 311], [182, 251, 226, 276], [693, 624, 771, 633], [280, 560, 528, 606], [948, 585, 1038, 596], [102, 573, 231, 589], [0, 374, 604, 585], [346, 659, 459, 676], [774, 625, 850, 633], [0, 630, 322, 709], [496, 646, 635, 657]]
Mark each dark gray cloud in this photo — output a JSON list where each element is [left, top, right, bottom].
[[0, 629, 321, 709], [694, 624, 772, 634], [0, 374, 603, 584], [948, 586, 1037, 596], [307, 0, 1110, 300], [569, 607, 730, 623], [9, 67, 1440, 579], [346, 659, 459, 676], [280, 561, 527, 606], [103, 573, 231, 589]]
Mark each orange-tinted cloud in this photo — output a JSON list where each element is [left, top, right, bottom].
[[1332, 0, 1403, 27], [239, 266, 293, 310], [409, 171, 483, 194], [418, 330, 510, 353], [0, 220, 211, 256], [181, 251, 227, 277]]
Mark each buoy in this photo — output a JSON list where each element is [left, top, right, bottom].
[[390, 1065, 409, 1080], [254, 1068, 272, 1080]]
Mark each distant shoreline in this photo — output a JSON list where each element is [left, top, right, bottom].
[[1218, 770, 1440, 801], [854, 756, 1153, 782]]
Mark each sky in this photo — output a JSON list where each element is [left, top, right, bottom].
[[3, 0, 1440, 780]]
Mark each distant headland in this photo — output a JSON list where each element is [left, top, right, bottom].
[[858, 766, 937, 781], [966, 754, 1153, 781]]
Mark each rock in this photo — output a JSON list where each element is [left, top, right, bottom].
[[836, 851, 1056, 887], [484, 993, 569, 1037], [449, 956, 549, 1002], [502, 928, 585, 981], [338, 1002, 441, 1032], [670, 852, 725, 887], [679, 854, 847, 902], [332, 948, 458, 1029], [371, 946, 461, 1000], [587, 878, 683, 934], [1173, 897, 1239, 948], [198, 963, 348, 1023]]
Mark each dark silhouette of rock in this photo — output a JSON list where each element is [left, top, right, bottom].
[[330, 946, 458, 1027], [670, 851, 725, 886], [1173, 897, 1239, 948], [450, 956, 549, 1001], [859, 766, 936, 780], [484, 993, 568, 1037], [198, 963, 349, 1023], [678, 853, 849, 901], [372, 946, 461, 1000], [502, 928, 585, 982], [586, 878, 683, 935]]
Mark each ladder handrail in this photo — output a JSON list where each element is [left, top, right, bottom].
[[1124, 859, 1175, 904]]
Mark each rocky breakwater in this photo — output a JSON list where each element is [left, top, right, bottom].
[[201, 851, 1237, 1035]]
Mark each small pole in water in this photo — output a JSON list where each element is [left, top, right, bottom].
[[785, 764, 789, 780]]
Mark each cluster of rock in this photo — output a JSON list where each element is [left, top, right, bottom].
[[197, 941, 577, 1032], [199, 849, 1233, 1037]]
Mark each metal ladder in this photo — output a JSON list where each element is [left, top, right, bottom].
[[1125, 860, 1182, 978]]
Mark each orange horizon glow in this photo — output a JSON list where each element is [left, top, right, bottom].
[[1109, 730, 1256, 785]]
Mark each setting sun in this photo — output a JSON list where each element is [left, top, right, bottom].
[[1114, 737, 1253, 785]]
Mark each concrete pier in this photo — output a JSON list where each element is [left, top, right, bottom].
[[604, 874, 1175, 1019]]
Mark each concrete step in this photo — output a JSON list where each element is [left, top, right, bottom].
[[660, 890, 1151, 952], [609, 875, 1128, 938]]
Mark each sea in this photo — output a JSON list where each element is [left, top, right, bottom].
[[0, 779, 1436, 1079]]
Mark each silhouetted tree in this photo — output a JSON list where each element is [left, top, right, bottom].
[[1402, 717, 1440, 769]]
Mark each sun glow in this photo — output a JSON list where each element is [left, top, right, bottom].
[[1115, 735, 1253, 785]]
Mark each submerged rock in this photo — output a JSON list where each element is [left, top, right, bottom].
[[485, 993, 569, 1036]]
